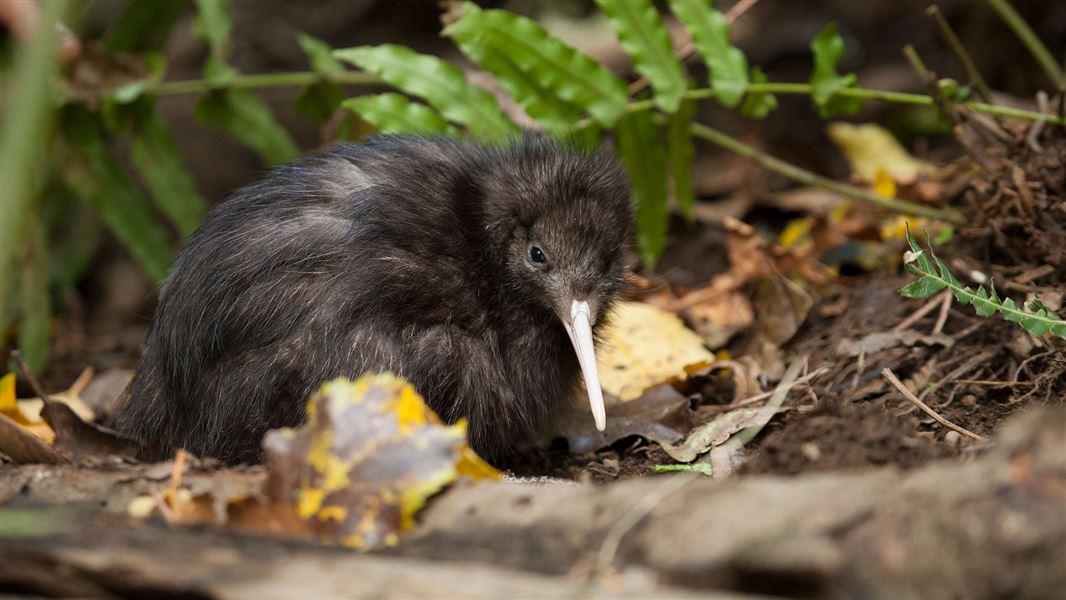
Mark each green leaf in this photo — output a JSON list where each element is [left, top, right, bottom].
[[299, 34, 345, 74], [899, 276, 946, 298], [443, 3, 629, 128], [104, 0, 187, 53], [741, 65, 777, 119], [60, 107, 174, 281], [898, 227, 1066, 339], [668, 0, 749, 108], [342, 94, 456, 136], [595, 0, 687, 113], [295, 83, 344, 124], [334, 44, 515, 140], [17, 211, 51, 373], [110, 98, 208, 237], [193, 0, 231, 62], [809, 22, 864, 117], [666, 99, 696, 222], [195, 89, 300, 165], [616, 110, 668, 266]]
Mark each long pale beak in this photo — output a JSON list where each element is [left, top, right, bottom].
[[562, 299, 606, 431]]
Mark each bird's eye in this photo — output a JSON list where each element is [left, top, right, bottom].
[[529, 246, 547, 264]]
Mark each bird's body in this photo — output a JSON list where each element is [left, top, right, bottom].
[[117, 136, 633, 465]]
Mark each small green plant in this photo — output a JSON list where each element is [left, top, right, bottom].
[[899, 228, 1066, 339]]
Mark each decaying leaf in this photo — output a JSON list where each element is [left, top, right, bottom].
[[552, 384, 692, 454], [263, 374, 499, 550], [660, 407, 781, 462], [597, 301, 715, 401], [836, 330, 954, 357]]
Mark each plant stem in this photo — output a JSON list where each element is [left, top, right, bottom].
[[981, 0, 1064, 88], [1, 0, 73, 292], [688, 122, 966, 224], [148, 70, 381, 96], [927, 5, 994, 102]]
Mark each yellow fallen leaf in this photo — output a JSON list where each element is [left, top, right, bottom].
[[0, 373, 56, 443], [597, 301, 715, 401], [826, 122, 936, 183], [264, 374, 499, 550], [874, 167, 897, 198]]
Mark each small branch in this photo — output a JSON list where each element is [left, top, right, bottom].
[[147, 70, 381, 96], [882, 367, 986, 441], [688, 122, 966, 223], [981, 0, 1064, 88], [926, 5, 993, 103]]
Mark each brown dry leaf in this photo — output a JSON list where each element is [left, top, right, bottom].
[[660, 407, 785, 463], [263, 374, 499, 550], [552, 384, 692, 454], [597, 301, 715, 401]]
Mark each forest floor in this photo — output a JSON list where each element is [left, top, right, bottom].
[[3, 2, 1066, 596]]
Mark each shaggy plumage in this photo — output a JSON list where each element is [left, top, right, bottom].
[[117, 135, 633, 465]]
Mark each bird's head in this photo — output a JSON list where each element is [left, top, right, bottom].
[[482, 137, 634, 431]]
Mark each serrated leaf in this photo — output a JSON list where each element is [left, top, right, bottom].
[[899, 229, 1066, 339], [443, 3, 629, 128], [899, 276, 946, 298], [741, 65, 777, 118], [342, 94, 455, 136], [119, 99, 208, 237], [972, 286, 998, 317], [596, 0, 687, 113], [616, 110, 668, 266], [195, 89, 299, 165], [667, 99, 696, 221], [60, 107, 174, 281], [809, 22, 863, 117], [668, 0, 749, 108], [334, 44, 515, 140], [299, 34, 344, 74]]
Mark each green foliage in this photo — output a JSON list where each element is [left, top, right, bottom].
[[60, 107, 175, 282], [596, 0, 687, 113], [335, 44, 516, 140], [17, 214, 52, 373], [900, 228, 1066, 339], [295, 34, 346, 124], [668, 0, 749, 108], [667, 100, 697, 222], [118, 99, 209, 237], [616, 111, 669, 266], [192, 0, 299, 164], [742, 66, 777, 118], [809, 23, 864, 117], [443, 3, 629, 129], [342, 95, 456, 136]]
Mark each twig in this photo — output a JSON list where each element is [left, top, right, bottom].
[[926, 5, 993, 102], [931, 289, 952, 334], [595, 473, 697, 571], [1025, 91, 1049, 152], [689, 122, 966, 223], [981, 0, 1064, 88], [628, 0, 761, 94], [10, 350, 53, 406], [881, 367, 986, 441], [148, 70, 380, 96], [895, 291, 950, 331], [718, 366, 830, 410]]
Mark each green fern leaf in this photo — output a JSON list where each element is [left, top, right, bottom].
[[667, 99, 697, 221], [334, 44, 515, 140], [443, 3, 629, 128], [596, 0, 687, 113], [809, 22, 864, 117], [342, 94, 456, 136], [668, 0, 749, 108], [741, 65, 777, 119], [617, 110, 668, 266]]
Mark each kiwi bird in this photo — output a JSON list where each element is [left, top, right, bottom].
[[116, 136, 634, 466]]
